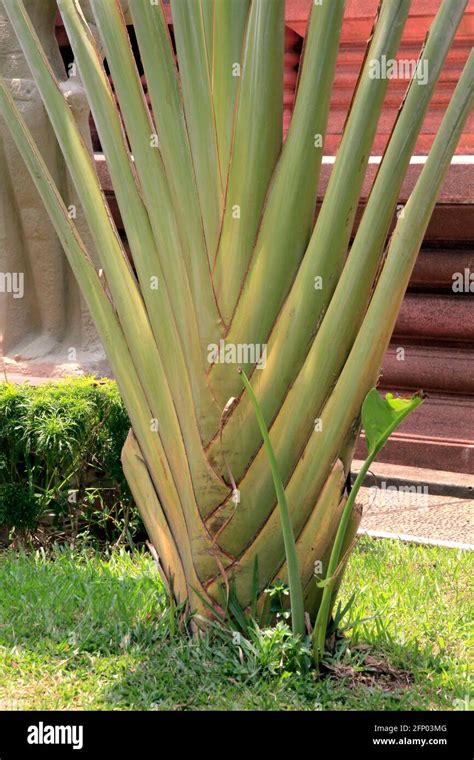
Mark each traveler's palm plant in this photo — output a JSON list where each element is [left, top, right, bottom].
[[1, 0, 472, 659]]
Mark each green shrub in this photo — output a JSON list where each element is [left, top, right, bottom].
[[0, 483, 40, 529], [0, 377, 141, 544]]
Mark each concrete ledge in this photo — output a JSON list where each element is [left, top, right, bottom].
[[352, 459, 474, 499], [358, 528, 474, 551]]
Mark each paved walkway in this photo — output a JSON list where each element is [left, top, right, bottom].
[[358, 485, 474, 549]]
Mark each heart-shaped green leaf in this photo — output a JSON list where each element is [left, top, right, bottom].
[[362, 389, 426, 458]]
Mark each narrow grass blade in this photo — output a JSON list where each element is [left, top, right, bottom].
[[207, 460, 346, 612], [250, 556, 259, 621], [239, 370, 305, 637]]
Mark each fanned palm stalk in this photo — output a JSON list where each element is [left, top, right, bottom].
[[1, 0, 472, 655]]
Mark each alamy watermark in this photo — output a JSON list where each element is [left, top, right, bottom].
[[207, 339, 267, 369], [369, 55, 428, 86], [27, 721, 83, 750], [0, 271, 24, 299], [368, 480, 430, 509], [452, 268, 474, 293]]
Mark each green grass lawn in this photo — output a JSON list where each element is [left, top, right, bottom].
[[0, 537, 471, 711]]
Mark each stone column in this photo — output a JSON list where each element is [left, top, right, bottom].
[[0, 0, 109, 379]]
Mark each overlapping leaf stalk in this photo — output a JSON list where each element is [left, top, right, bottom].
[[0, 0, 471, 648]]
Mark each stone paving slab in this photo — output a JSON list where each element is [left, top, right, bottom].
[[358, 485, 474, 549]]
